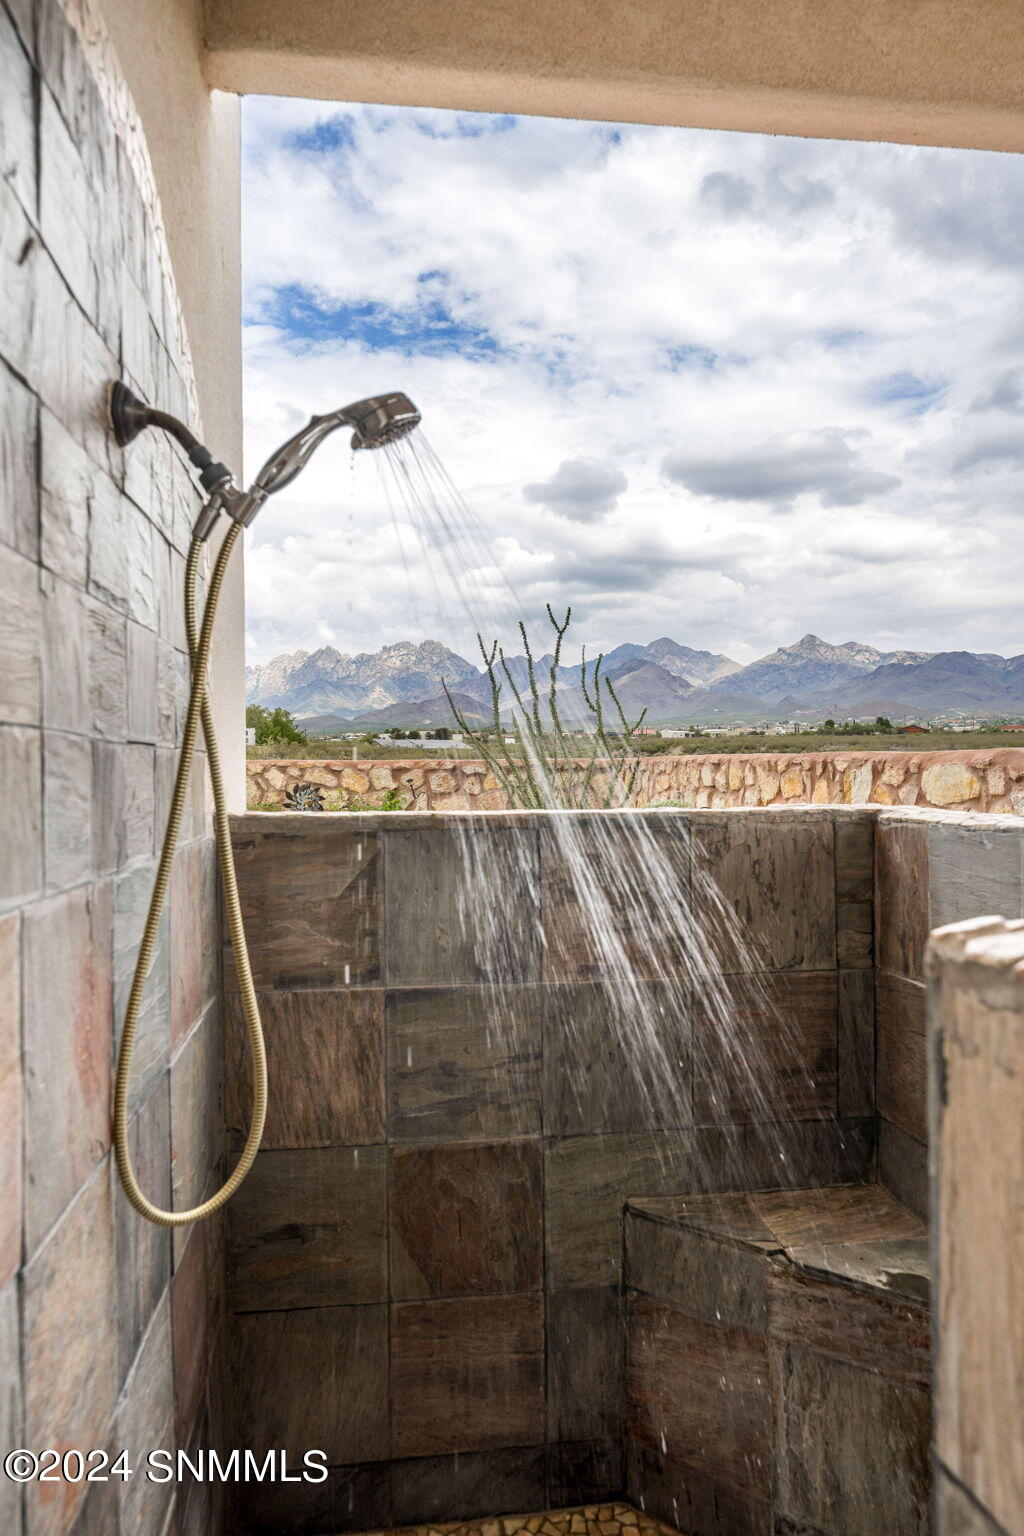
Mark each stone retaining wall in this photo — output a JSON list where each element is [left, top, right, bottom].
[[247, 747, 1024, 815]]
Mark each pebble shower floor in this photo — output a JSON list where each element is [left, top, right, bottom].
[[354, 1503, 676, 1536]]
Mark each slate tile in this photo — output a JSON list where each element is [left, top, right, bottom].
[[835, 815, 874, 968], [170, 838, 217, 1049], [693, 971, 838, 1125], [117, 1298, 175, 1536], [39, 577, 87, 743], [0, 726, 42, 908], [40, 405, 92, 585], [383, 825, 540, 985], [546, 1285, 624, 1443], [877, 1118, 928, 1223], [692, 814, 836, 973], [876, 818, 929, 981], [23, 883, 112, 1254], [929, 820, 1024, 929], [0, 914, 22, 1289], [126, 620, 159, 743], [93, 742, 155, 872], [171, 1221, 215, 1452], [391, 1294, 545, 1457], [692, 1116, 875, 1196], [387, 985, 540, 1142], [235, 1461, 392, 1536], [626, 1436, 771, 1534], [547, 1438, 623, 1507], [170, 1006, 220, 1235], [627, 1293, 771, 1499], [626, 1206, 770, 1330], [43, 730, 93, 890], [771, 1342, 931, 1536], [543, 979, 691, 1136], [876, 971, 927, 1144], [0, 1279, 23, 1536], [86, 597, 127, 739], [23, 1165, 118, 1536], [545, 1130, 698, 1288], [230, 823, 380, 988], [115, 1075, 171, 1389], [64, 1459, 120, 1536], [0, 154, 42, 383], [767, 1262, 930, 1390], [228, 1146, 387, 1311], [232, 1304, 388, 1465], [0, 542, 41, 726], [837, 969, 874, 1117], [0, 357, 38, 562], [225, 988, 384, 1150], [390, 1445, 547, 1526], [539, 815, 691, 982], [113, 858, 170, 1116], [390, 1140, 542, 1299], [39, 86, 101, 328], [0, 3, 34, 249]]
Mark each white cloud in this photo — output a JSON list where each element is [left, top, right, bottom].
[[240, 98, 1024, 667]]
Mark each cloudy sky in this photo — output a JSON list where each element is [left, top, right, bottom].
[[241, 97, 1024, 668]]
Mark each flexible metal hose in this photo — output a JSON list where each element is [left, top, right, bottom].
[[113, 523, 267, 1225]]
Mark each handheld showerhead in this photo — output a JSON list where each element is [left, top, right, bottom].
[[251, 392, 421, 499], [109, 382, 421, 539], [347, 392, 421, 451]]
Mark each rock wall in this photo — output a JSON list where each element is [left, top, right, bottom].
[[247, 747, 1024, 815]]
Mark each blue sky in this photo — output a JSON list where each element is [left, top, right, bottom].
[[241, 98, 1024, 666]]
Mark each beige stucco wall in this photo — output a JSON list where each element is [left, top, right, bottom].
[[97, 0, 246, 807], [205, 0, 1024, 153]]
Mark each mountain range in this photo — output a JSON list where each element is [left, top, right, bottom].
[[246, 633, 1024, 728]]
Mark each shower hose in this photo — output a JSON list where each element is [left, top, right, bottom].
[[113, 523, 267, 1225]]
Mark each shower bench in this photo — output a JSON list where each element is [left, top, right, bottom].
[[623, 1184, 931, 1535]]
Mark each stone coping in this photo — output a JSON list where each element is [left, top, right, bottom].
[[229, 803, 1022, 832]]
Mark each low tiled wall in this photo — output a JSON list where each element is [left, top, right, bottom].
[[222, 806, 877, 1532], [247, 747, 1024, 815], [928, 918, 1024, 1535], [874, 809, 1024, 1217]]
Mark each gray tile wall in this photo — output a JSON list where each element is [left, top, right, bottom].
[[874, 809, 1024, 1218], [225, 808, 876, 1530], [0, 5, 224, 1533]]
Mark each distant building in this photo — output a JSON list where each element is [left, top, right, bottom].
[[904, 724, 930, 734], [245, 726, 256, 746]]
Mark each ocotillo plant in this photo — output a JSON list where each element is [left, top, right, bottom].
[[443, 605, 647, 809]]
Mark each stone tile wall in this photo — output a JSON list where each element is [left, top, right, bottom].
[[624, 1186, 932, 1533], [223, 807, 878, 1533], [246, 747, 1024, 815], [873, 809, 1024, 1218], [928, 918, 1024, 1536], [0, 4, 224, 1534]]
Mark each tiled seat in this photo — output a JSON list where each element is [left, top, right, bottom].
[[624, 1185, 931, 1536]]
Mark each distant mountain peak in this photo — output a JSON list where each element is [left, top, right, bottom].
[[245, 632, 1018, 728]]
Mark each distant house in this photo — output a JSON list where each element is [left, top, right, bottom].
[[1000, 724, 1024, 731], [904, 724, 930, 734]]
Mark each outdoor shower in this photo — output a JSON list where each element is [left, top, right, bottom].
[[109, 383, 421, 1226]]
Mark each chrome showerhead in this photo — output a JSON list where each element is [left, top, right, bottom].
[[250, 392, 421, 499], [347, 392, 421, 451], [109, 379, 422, 540]]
